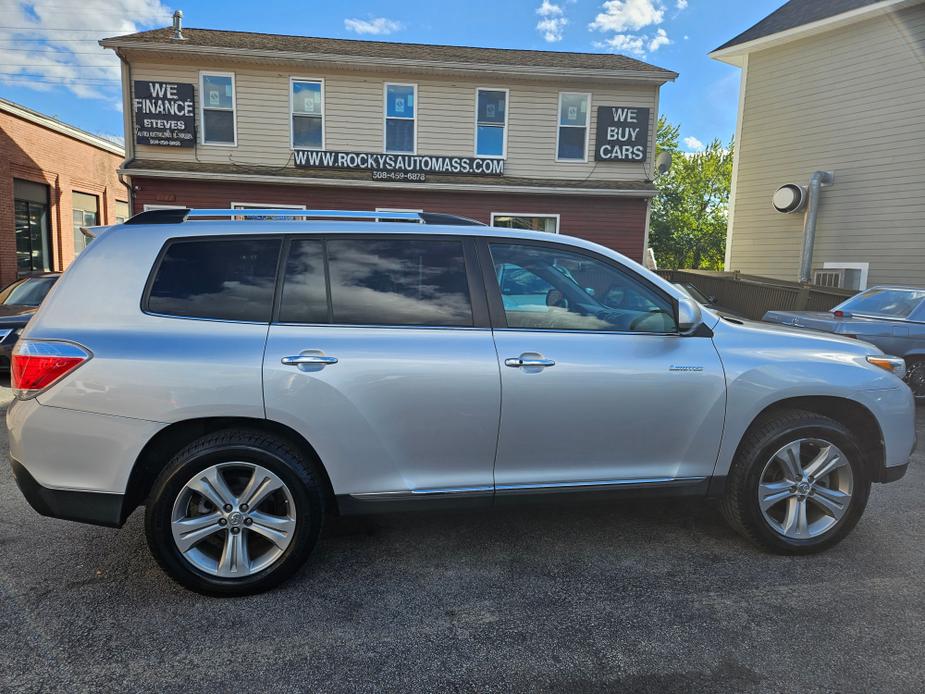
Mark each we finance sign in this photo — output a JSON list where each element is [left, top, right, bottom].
[[133, 81, 195, 147], [295, 150, 504, 181]]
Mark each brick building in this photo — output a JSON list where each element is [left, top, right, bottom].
[[100, 22, 676, 259], [0, 98, 127, 287]]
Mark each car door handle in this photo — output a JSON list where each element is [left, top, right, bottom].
[[504, 357, 556, 368], [281, 355, 338, 366]]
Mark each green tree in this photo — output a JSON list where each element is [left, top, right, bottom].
[[649, 118, 734, 270]]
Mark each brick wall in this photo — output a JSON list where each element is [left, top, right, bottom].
[[0, 110, 126, 286], [132, 178, 650, 261]]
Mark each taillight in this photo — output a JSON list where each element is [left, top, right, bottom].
[[11, 340, 90, 400]]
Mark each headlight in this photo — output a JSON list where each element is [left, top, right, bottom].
[[866, 355, 906, 380]]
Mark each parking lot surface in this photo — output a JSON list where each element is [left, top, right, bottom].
[[1, 380, 923, 693]]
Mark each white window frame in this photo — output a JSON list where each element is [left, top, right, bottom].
[[490, 212, 560, 234], [474, 87, 509, 159], [822, 261, 870, 290], [375, 207, 423, 223], [289, 77, 325, 151], [383, 82, 418, 154], [555, 92, 591, 163], [199, 71, 237, 147], [232, 202, 307, 220]]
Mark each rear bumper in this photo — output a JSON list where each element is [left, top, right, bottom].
[[10, 457, 125, 527]]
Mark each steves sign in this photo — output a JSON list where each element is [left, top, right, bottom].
[[594, 106, 650, 163], [133, 81, 195, 147], [294, 150, 505, 179]]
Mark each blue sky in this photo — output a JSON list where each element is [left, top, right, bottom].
[[0, 0, 782, 151]]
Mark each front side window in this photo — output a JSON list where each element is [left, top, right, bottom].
[[557, 92, 590, 161], [328, 238, 472, 326], [385, 83, 416, 153], [71, 191, 99, 256], [148, 238, 281, 322], [476, 88, 507, 157], [200, 72, 236, 145], [291, 79, 323, 149], [492, 213, 558, 234], [490, 243, 676, 333]]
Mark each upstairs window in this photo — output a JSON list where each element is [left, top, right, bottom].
[[475, 88, 507, 158], [556, 92, 590, 161], [385, 83, 416, 153], [291, 79, 324, 149], [200, 72, 236, 145]]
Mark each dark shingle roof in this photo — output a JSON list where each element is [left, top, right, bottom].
[[124, 159, 656, 194], [714, 0, 893, 52], [102, 27, 676, 78]]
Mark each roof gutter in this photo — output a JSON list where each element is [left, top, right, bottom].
[[121, 166, 658, 197], [98, 39, 678, 83]]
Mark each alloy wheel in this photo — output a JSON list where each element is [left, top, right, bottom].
[[170, 462, 297, 577], [757, 438, 854, 540]]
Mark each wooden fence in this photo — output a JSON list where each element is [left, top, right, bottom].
[[655, 269, 856, 320]]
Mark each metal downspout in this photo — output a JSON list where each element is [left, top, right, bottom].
[[799, 170, 834, 283]]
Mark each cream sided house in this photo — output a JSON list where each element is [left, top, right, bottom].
[[712, 0, 925, 290]]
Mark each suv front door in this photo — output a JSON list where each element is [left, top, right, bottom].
[[263, 235, 500, 504], [482, 240, 725, 493]]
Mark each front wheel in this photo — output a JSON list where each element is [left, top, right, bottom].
[[904, 358, 925, 401], [145, 430, 324, 596], [721, 409, 870, 554]]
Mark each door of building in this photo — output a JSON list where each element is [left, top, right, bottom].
[[13, 179, 51, 275]]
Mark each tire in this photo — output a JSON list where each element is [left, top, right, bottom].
[[721, 409, 871, 555], [144, 429, 324, 596]]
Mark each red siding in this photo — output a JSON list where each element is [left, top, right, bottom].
[[132, 178, 649, 261]]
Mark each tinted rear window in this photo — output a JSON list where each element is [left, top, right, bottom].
[[148, 238, 281, 322], [326, 238, 472, 327]]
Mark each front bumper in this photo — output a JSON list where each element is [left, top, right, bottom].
[[10, 457, 125, 527]]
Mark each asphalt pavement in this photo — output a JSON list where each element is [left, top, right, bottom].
[[1, 378, 923, 693]]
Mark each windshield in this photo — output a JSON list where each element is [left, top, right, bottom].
[[0, 276, 56, 307], [836, 287, 925, 319], [675, 283, 710, 304]]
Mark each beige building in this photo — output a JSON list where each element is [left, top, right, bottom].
[[100, 21, 676, 260], [712, 0, 925, 290]]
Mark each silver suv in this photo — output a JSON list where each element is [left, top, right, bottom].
[[7, 209, 915, 596]]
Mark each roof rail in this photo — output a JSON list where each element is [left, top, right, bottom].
[[123, 208, 486, 226]]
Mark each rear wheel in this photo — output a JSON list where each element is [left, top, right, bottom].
[[721, 409, 870, 554], [145, 430, 324, 596]]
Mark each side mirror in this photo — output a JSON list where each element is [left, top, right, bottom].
[[677, 296, 703, 335]]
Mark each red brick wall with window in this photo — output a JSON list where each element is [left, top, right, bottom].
[[0, 109, 126, 287], [131, 178, 649, 261]]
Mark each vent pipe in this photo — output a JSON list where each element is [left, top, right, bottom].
[[798, 170, 834, 284], [171, 10, 184, 40]]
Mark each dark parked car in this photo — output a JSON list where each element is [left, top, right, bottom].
[[0, 273, 60, 368], [673, 282, 741, 317], [764, 286, 925, 399]]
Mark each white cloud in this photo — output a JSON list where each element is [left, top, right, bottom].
[[683, 135, 705, 151], [343, 17, 404, 36], [676, 0, 688, 9], [536, 2, 568, 42], [589, 0, 665, 33], [589, 1, 671, 57], [0, 0, 170, 101], [648, 27, 670, 51]]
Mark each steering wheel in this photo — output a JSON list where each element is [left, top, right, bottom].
[[629, 308, 669, 332]]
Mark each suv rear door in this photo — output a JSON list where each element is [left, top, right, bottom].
[[263, 234, 500, 503]]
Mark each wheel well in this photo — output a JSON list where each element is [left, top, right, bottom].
[[743, 396, 884, 477], [122, 417, 338, 521]]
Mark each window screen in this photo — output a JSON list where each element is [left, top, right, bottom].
[[327, 238, 472, 326], [148, 238, 281, 322]]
